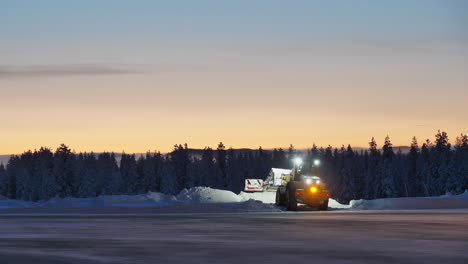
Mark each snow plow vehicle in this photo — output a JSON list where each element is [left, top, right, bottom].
[[263, 168, 292, 191], [243, 168, 292, 192], [275, 158, 330, 211]]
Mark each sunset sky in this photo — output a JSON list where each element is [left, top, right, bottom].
[[1, 0, 467, 154]]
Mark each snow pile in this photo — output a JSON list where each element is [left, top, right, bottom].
[[0, 187, 280, 212], [41, 187, 244, 208], [177, 187, 243, 203], [230, 199, 280, 212], [350, 190, 468, 210], [4, 187, 466, 212], [239, 191, 276, 204], [239, 190, 350, 209], [41, 192, 177, 208], [328, 199, 351, 209], [0, 197, 35, 209]]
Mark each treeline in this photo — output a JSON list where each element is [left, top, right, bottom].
[[0, 131, 467, 203], [310, 132, 468, 203]]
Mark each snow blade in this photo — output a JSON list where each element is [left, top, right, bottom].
[[244, 179, 264, 192]]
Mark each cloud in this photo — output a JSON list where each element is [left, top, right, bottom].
[[0, 63, 144, 78]]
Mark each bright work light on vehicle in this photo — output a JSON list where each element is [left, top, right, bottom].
[[314, 159, 320, 166], [310, 186, 318, 193], [293, 157, 303, 166]]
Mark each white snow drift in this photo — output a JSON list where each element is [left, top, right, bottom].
[[0, 187, 467, 212], [350, 190, 468, 210], [0, 187, 282, 212]]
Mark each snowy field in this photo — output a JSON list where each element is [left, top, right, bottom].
[[0, 211, 467, 264], [1, 187, 468, 213], [1, 188, 468, 263]]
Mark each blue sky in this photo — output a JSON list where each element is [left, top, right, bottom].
[[2, 0, 466, 65]]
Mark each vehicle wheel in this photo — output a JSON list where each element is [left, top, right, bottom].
[[275, 188, 283, 206], [285, 183, 298, 211], [319, 200, 329, 211]]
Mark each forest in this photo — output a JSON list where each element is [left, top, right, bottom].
[[0, 131, 467, 203]]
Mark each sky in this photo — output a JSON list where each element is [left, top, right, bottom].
[[1, 0, 467, 154]]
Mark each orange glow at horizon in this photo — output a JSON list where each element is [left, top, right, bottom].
[[1, 73, 466, 155]]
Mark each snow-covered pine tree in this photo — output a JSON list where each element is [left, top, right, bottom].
[[75, 152, 97, 198], [120, 153, 138, 194], [160, 155, 178, 194], [225, 147, 244, 193], [252, 147, 272, 186], [321, 145, 334, 196], [380, 135, 396, 198], [96, 152, 121, 195], [417, 140, 433, 196], [216, 142, 227, 189], [225, 147, 236, 191], [328, 147, 342, 202], [272, 148, 288, 169], [407, 137, 420, 196], [146, 152, 163, 192], [200, 147, 215, 188], [458, 134, 468, 192], [53, 144, 76, 198], [366, 137, 380, 199], [0, 163, 7, 197], [393, 148, 409, 197], [341, 144, 357, 202], [5, 156, 19, 199], [171, 144, 189, 192], [34, 147, 57, 200], [447, 134, 468, 194], [433, 131, 452, 195], [352, 149, 366, 200]]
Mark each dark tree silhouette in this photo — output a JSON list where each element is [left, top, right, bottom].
[[0, 131, 466, 203]]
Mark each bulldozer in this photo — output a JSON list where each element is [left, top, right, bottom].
[[275, 157, 329, 211]]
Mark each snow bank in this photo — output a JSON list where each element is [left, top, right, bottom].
[[238, 190, 350, 209], [328, 199, 351, 209], [0, 198, 35, 209], [239, 191, 276, 204], [177, 188, 243, 203], [0, 187, 279, 212], [41, 192, 177, 208], [350, 190, 468, 210], [3, 187, 466, 212]]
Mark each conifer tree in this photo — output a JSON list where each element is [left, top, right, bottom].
[[447, 134, 468, 193], [200, 147, 215, 187], [433, 131, 451, 195], [381, 135, 396, 197], [418, 140, 432, 196], [408, 137, 420, 196], [0, 163, 7, 197], [171, 144, 189, 192], [216, 142, 227, 188], [75, 152, 97, 198], [120, 153, 138, 194], [96, 152, 121, 195], [6, 156, 19, 199], [53, 144, 75, 198], [35, 147, 56, 200], [366, 137, 380, 199]]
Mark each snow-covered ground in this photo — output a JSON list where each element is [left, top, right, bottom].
[[1, 187, 468, 213], [0, 187, 283, 213], [350, 190, 468, 210], [1, 211, 468, 264]]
